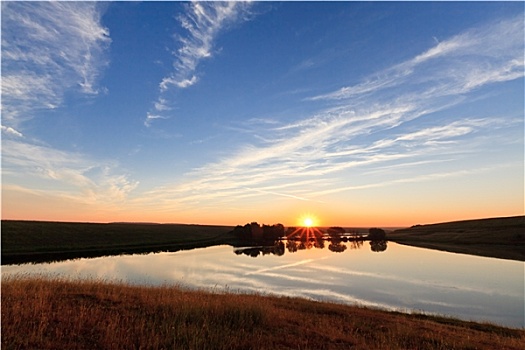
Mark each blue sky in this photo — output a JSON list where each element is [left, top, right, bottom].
[[2, 1, 524, 226]]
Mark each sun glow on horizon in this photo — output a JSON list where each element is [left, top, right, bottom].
[[298, 214, 318, 228]]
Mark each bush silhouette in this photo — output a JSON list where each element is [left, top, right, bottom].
[[368, 228, 386, 240]]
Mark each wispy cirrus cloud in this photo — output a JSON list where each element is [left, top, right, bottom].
[[1, 1, 110, 128], [146, 1, 253, 126], [1, 125, 23, 138], [160, 1, 252, 91], [144, 113, 170, 127], [309, 14, 524, 102], [1, 3, 140, 209], [133, 112, 511, 212], [133, 13, 523, 212], [2, 139, 139, 205]]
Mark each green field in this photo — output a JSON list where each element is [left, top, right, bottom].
[[389, 216, 525, 261]]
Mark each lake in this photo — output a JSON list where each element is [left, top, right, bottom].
[[2, 241, 524, 328]]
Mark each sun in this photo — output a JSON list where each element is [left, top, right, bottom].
[[298, 214, 318, 228], [303, 217, 314, 227]]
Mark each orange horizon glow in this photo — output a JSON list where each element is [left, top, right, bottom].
[[2, 209, 524, 229], [2, 187, 523, 228]]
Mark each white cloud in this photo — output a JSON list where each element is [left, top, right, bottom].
[[2, 139, 139, 205], [1, 2, 110, 127], [134, 111, 511, 211], [160, 75, 199, 91], [461, 59, 524, 91], [147, 2, 253, 127], [1, 125, 24, 138], [160, 2, 252, 91], [154, 98, 172, 112], [144, 113, 169, 127], [309, 14, 524, 102], [133, 14, 524, 211], [307, 164, 516, 198], [0, 2, 131, 210], [411, 34, 469, 65]]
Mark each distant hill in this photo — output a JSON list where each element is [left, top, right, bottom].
[[1, 220, 236, 265], [389, 216, 525, 261]]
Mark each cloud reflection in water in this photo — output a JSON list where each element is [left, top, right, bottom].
[[2, 243, 523, 328]]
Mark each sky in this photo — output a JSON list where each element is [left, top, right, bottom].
[[1, 1, 524, 227]]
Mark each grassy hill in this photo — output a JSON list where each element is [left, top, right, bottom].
[[388, 216, 525, 261], [1, 220, 235, 264], [2, 276, 524, 349]]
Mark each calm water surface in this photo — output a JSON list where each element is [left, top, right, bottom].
[[2, 242, 523, 328]]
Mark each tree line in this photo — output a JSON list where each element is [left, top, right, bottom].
[[232, 222, 387, 242], [232, 222, 285, 241]]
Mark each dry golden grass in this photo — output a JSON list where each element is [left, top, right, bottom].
[[2, 276, 524, 350]]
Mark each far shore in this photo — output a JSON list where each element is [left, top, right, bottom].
[[388, 216, 524, 261], [2, 215, 524, 264]]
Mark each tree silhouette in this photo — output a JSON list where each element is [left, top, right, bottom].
[[328, 242, 347, 253], [327, 226, 345, 238], [273, 241, 285, 256], [349, 239, 364, 250], [263, 223, 285, 240], [232, 222, 285, 242], [286, 240, 298, 253], [368, 228, 386, 240], [233, 240, 285, 257], [370, 240, 387, 252]]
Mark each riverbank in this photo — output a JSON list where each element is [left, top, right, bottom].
[[389, 216, 525, 261], [2, 276, 523, 350]]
